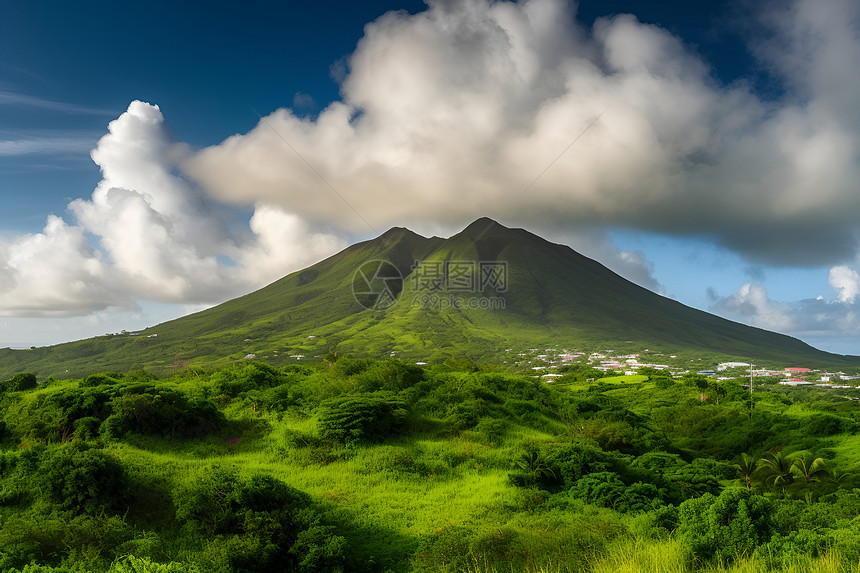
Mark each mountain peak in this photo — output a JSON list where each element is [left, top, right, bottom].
[[459, 217, 510, 239], [375, 226, 425, 244]]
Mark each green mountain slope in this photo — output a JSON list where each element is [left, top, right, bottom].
[[1, 218, 857, 378]]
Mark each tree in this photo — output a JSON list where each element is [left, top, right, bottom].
[[826, 468, 851, 489], [791, 453, 827, 485], [38, 441, 129, 514], [734, 453, 760, 491], [758, 452, 795, 495]]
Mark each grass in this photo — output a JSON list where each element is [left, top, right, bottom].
[[5, 359, 860, 571]]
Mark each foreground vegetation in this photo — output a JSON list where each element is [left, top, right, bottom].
[[2, 359, 860, 572]]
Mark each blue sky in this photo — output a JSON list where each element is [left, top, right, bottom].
[[2, 0, 860, 355]]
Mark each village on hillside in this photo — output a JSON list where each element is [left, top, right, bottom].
[[497, 347, 860, 390]]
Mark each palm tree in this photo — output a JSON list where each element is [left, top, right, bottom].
[[514, 450, 556, 483], [758, 451, 795, 495], [825, 468, 851, 489], [734, 453, 760, 490], [791, 453, 827, 485]]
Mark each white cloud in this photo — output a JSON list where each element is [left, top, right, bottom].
[[237, 203, 346, 287], [183, 0, 860, 266], [4, 0, 860, 344], [0, 133, 98, 157], [829, 265, 860, 303], [0, 215, 129, 316], [0, 90, 113, 115], [0, 101, 345, 317], [711, 283, 795, 333], [712, 265, 860, 346]]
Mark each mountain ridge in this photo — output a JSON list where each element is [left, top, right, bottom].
[[1, 218, 857, 378]]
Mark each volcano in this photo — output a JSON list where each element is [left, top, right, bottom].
[[2, 218, 856, 378]]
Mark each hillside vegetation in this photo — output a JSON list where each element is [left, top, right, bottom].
[[2, 359, 860, 572], [3, 218, 857, 379]]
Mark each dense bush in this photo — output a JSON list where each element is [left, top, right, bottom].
[[101, 388, 224, 440], [807, 413, 853, 436], [678, 488, 775, 563], [38, 441, 130, 515], [174, 469, 345, 572], [1, 373, 37, 392], [210, 362, 284, 397], [317, 393, 407, 444]]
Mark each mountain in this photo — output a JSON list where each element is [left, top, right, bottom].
[[1, 218, 857, 378]]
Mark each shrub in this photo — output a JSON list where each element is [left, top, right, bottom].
[[569, 471, 626, 509], [108, 556, 201, 572], [318, 394, 407, 444], [445, 400, 483, 432], [104, 389, 223, 439], [38, 441, 130, 514], [807, 414, 851, 436], [2, 373, 37, 392], [80, 373, 120, 387], [174, 469, 345, 572], [754, 529, 827, 569], [349, 359, 424, 392], [678, 488, 774, 563], [72, 417, 102, 440], [211, 363, 284, 397], [543, 443, 617, 489]]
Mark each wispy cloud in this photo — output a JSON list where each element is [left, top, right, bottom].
[[0, 132, 98, 157], [0, 90, 113, 115]]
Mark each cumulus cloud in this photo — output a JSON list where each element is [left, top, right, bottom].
[[710, 282, 795, 333], [712, 264, 860, 345], [4, 0, 860, 328], [0, 216, 128, 316], [184, 0, 860, 267], [829, 265, 860, 303], [0, 101, 345, 316], [237, 204, 346, 286]]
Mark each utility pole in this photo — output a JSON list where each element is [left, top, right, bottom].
[[749, 362, 754, 395]]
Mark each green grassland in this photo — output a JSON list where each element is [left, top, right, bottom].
[[3, 359, 860, 572]]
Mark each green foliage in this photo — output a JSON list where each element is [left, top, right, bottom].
[[807, 413, 853, 436], [0, 512, 134, 570], [759, 451, 796, 494], [317, 393, 407, 444], [174, 468, 345, 572], [108, 556, 201, 572], [1, 358, 860, 572], [543, 442, 618, 488], [2, 372, 38, 392], [38, 441, 130, 515], [678, 488, 775, 563], [102, 388, 224, 440], [210, 362, 284, 397]]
